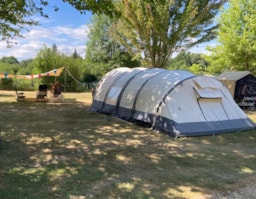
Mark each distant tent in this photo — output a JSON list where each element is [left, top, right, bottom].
[[217, 71, 256, 103], [91, 67, 255, 137]]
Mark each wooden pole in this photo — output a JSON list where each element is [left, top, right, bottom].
[[64, 67, 67, 92]]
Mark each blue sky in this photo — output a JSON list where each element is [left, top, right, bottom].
[[0, 1, 216, 62], [0, 0, 92, 61]]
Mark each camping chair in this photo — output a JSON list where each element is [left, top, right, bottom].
[[36, 84, 48, 101], [16, 90, 25, 101]]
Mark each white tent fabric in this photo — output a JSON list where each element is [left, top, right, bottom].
[[91, 67, 255, 137]]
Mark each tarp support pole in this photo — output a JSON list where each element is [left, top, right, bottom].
[[64, 67, 67, 92]]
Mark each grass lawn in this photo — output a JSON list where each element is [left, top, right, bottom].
[[0, 90, 256, 199]]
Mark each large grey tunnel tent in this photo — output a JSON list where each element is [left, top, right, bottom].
[[91, 67, 255, 137]]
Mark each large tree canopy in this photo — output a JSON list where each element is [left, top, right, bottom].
[[85, 15, 140, 77], [215, 0, 256, 72], [168, 50, 208, 72], [0, 0, 53, 45], [110, 0, 226, 68], [63, 0, 118, 16], [0, 0, 115, 45]]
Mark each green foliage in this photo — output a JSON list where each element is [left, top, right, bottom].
[[111, 0, 225, 68], [204, 46, 229, 75], [85, 14, 140, 78], [209, 0, 256, 73], [0, 56, 19, 64], [72, 49, 80, 59], [189, 64, 203, 74], [33, 45, 84, 92], [0, 78, 13, 90], [0, 57, 35, 90], [168, 50, 208, 74], [0, 0, 53, 45], [0, 62, 19, 74], [0, 0, 117, 45], [32, 46, 58, 85], [18, 59, 34, 75], [0, 49, 86, 91], [63, 0, 118, 17], [83, 73, 97, 83], [59, 55, 81, 92]]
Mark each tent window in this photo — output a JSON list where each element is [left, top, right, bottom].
[[193, 77, 218, 89], [105, 86, 122, 105], [193, 86, 222, 99], [193, 77, 222, 100]]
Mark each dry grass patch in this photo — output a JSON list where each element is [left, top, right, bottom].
[[0, 90, 256, 199]]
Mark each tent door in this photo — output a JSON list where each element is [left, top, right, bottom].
[[198, 98, 229, 121]]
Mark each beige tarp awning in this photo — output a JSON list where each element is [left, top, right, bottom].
[[216, 71, 251, 97]]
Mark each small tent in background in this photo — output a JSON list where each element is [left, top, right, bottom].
[[217, 71, 256, 108], [91, 67, 255, 137]]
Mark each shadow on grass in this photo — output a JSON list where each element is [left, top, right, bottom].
[[0, 94, 14, 97], [0, 102, 256, 199]]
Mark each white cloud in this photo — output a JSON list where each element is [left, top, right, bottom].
[[189, 40, 217, 55], [0, 24, 90, 61]]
